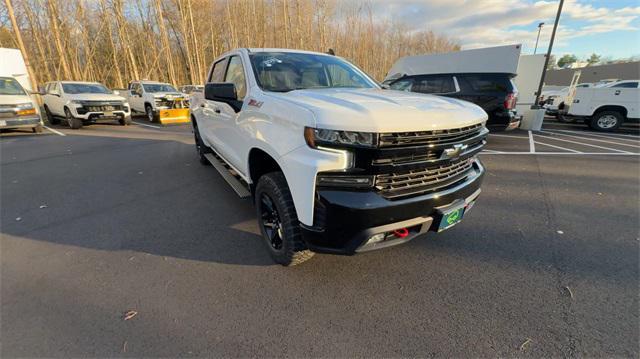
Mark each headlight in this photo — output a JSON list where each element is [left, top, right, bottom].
[[304, 127, 376, 148], [16, 102, 34, 110]]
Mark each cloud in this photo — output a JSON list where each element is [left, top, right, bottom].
[[367, 0, 640, 54]]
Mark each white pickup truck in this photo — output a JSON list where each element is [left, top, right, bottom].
[[566, 80, 639, 131], [190, 48, 488, 266], [124, 80, 185, 122]]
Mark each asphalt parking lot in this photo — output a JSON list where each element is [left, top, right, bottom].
[[2, 118, 639, 357]]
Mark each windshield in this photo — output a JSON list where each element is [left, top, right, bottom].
[[0, 77, 27, 96], [249, 52, 378, 92], [62, 83, 111, 94], [143, 84, 177, 93]]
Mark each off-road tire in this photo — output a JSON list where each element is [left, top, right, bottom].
[[589, 110, 623, 132], [65, 108, 83, 129], [193, 122, 212, 165], [119, 116, 132, 126], [44, 106, 59, 125], [32, 125, 43, 133], [145, 105, 156, 123], [255, 172, 314, 266]]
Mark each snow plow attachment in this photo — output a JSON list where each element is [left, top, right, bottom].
[[158, 108, 190, 125]]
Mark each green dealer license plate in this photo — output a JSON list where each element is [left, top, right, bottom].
[[438, 206, 465, 232]]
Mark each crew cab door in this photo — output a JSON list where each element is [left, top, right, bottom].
[[199, 55, 249, 173], [128, 83, 145, 112], [47, 83, 65, 116]]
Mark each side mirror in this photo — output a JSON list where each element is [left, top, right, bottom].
[[205, 83, 237, 102]]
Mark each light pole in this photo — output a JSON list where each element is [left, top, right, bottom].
[[534, 0, 563, 108], [534, 22, 545, 54]]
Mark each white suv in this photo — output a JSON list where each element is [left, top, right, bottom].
[[190, 49, 488, 266], [42, 81, 131, 129]]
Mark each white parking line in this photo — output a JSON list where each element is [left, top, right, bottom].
[[539, 130, 640, 149], [534, 133, 632, 153], [133, 121, 162, 129], [479, 152, 639, 155], [528, 131, 535, 153], [489, 133, 528, 139], [547, 129, 640, 142], [534, 140, 582, 153], [44, 126, 66, 136]]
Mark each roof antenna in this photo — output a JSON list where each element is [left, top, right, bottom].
[[327, 48, 335, 56]]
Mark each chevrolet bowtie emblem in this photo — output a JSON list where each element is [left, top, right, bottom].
[[441, 144, 468, 159]]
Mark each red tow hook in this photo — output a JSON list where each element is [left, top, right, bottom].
[[393, 228, 409, 238]]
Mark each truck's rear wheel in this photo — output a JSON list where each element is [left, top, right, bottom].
[[590, 111, 623, 131], [65, 108, 83, 129], [255, 172, 314, 266]]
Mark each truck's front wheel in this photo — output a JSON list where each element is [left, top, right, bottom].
[[145, 105, 156, 123], [255, 172, 314, 266], [590, 111, 623, 131]]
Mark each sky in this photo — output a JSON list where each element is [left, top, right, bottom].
[[368, 0, 640, 60]]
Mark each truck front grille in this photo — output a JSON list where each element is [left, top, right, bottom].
[[77, 101, 123, 114], [379, 123, 484, 148], [375, 158, 474, 200]]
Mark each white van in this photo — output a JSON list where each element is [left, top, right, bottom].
[[0, 48, 43, 133]]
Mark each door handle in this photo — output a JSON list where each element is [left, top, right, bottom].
[[214, 107, 221, 114], [200, 103, 206, 108], [614, 90, 621, 95]]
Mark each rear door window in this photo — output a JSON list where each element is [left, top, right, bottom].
[[611, 82, 638, 88], [461, 74, 513, 93], [411, 75, 455, 94]]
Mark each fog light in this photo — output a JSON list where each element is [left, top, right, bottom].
[[367, 233, 385, 244]]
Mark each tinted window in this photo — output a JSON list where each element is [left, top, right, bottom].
[[225, 56, 247, 99], [249, 52, 377, 92], [209, 58, 227, 83], [411, 75, 455, 94], [62, 83, 111, 94], [142, 83, 177, 93], [460, 74, 513, 93], [611, 82, 638, 88]]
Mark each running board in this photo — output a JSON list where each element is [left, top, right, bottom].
[[203, 153, 251, 198]]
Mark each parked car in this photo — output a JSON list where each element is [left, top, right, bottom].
[[565, 80, 639, 131], [179, 85, 203, 102], [42, 81, 131, 129], [0, 76, 42, 133], [190, 48, 488, 266], [386, 73, 520, 131], [123, 80, 187, 122]]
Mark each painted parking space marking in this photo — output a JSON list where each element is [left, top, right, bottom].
[[528, 131, 535, 153], [133, 121, 162, 129], [480, 152, 639, 156], [545, 129, 640, 142], [44, 126, 66, 136], [539, 130, 640, 149], [533, 133, 632, 153], [533, 140, 582, 153]]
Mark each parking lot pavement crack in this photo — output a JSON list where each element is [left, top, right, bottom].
[[532, 155, 580, 356]]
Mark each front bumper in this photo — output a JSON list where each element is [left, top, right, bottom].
[[71, 110, 130, 121], [0, 116, 41, 129], [301, 159, 485, 254]]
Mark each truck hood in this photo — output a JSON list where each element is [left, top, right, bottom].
[[0, 94, 36, 105], [66, 93, 126, 102], [266, 88, 487, 132]]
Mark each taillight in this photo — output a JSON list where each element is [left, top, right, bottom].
[[504, 93, 517, 110]]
